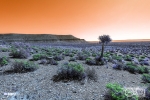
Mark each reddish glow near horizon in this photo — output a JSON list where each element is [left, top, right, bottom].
[[0, 0, 150, 41]]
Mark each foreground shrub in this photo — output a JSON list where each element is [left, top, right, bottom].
[[141, 74, 150, 83], [106, 83, 138, 100], [0, 56, 9, 67], [52, 62, 86, 82], [11, 60, 38, 73]]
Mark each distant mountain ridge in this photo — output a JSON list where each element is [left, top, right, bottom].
[[88, 39, 150, 43], [0, 33, 86, 43], [112, 39, 150, 42]]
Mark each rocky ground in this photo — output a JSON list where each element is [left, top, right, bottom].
[[0, 52, 148, 100]]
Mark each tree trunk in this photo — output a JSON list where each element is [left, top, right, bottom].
[[100, 43, 104, 59]]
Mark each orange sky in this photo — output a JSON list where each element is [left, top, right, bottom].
[[0, 0, 150, 41]]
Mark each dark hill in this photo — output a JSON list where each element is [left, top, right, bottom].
[[0, 33, 86, 43]]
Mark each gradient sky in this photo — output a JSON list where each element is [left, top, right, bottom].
[[0, 0, 150, 41]]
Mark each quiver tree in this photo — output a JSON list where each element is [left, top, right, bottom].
[[98, 35, 112, 60]]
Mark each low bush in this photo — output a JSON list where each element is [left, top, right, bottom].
[[48, 58, 58, 65], [85, 58, 97, 65], [145, 85, 150, 99], [141, 74, 150, 83], [53, 55, 64, 61], [140, 61, 150, 66], [124, 55, 132, 61], [69, 53, 74, 57], [95, 56, 105, 65], [32, 54, 47, 61], [138, 58, 144, 62], [115, 56, 123, 62], [39, 59, 47, 65], [92, 53, 97, 57], [137, 66, 149, 74], [112, 62, 124, 70], [140, 55, 146, 59], [106, 83, 138, 100], [78, 54, 89, 60], [85, 67, 98, 81], [9, 48, 29, 59], [63, 51, 70, 56], [77, 52, 89, 60], [52, 62, 86, 82], [124, 62, 137, 74], [69, 57, 76, 62], [0, 48, 9, 52], [124, 62, 149, 74], [103, 53, 110, 58], [0, 56, 9, 67], [11, 60, 38, 73], [32, 46, 39, 53]]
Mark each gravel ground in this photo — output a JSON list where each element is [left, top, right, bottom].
[[0, 52, 148, 100]]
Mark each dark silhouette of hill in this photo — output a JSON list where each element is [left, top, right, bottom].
[[0, 33, 86, 43]]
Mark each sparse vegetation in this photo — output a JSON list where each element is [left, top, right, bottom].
[[1, 37, 150, 99]]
